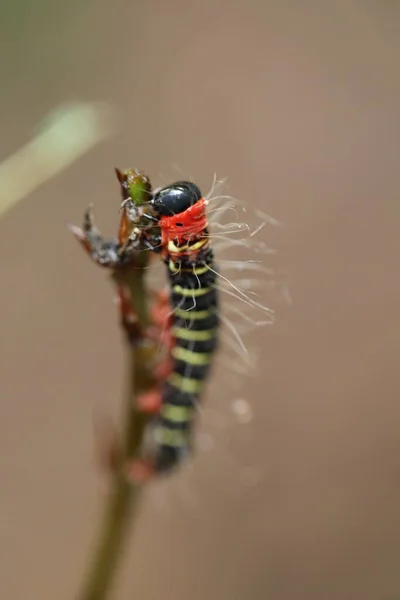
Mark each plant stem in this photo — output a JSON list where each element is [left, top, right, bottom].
[[77, 261, 154, 600], [77, 473, 133, 600]]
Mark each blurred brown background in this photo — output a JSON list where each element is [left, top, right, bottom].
[[1, 1, 400, 598]]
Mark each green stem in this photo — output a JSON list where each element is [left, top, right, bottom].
[[77, 474, 133, 600], [77, 262, 154, 600]]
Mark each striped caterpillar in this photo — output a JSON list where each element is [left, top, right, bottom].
[[71, 168, 275, 482], [116, 174, 220, 479]]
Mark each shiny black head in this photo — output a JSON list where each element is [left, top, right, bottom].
[[151, 181, 202, 217]]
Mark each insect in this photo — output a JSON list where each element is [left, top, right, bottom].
[[71, 168, 275, 483], [119, 179, 220, 479]]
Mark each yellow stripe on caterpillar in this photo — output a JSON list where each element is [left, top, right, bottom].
[[189, 239, 209, 251], [169, 261, 209, 276], [168, 238, 208, 254], [173, 285, 212, 297], [168, 241, 187, 254], [174, 307, 215, 320], [168, 373, 203, 394], [172, 346, 211, 366], [192, 265, 209, 275], [161, 404, 193, 423], [172, 326, 216, 341]]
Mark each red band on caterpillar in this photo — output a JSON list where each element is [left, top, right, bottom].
[[159, 198, 208, 249]]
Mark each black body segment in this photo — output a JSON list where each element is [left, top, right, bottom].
[[153, 238, 219, 473]]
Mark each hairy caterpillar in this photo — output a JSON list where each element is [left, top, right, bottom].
[[71, 168, 276, 483], [116, 176, 220, 479]]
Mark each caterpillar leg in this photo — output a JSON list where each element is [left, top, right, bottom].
[[117, 284, 173, 406], [126, 459, 156, 483], [127, 447, 184, 483], [116, 280, 173, 347], [136, 389, 163, 414], [116, 284, 173, 352], [149, 289, 174, 353], [151, 289, 172, 326], [142, 288, 175, 384], [145, 328, 174, 379]]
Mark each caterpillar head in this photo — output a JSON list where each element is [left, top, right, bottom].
[[151, 181, 202, 217]]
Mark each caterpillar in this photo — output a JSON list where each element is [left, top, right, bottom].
[[71, 168, 275, 482], [117, 177, 220, 478]]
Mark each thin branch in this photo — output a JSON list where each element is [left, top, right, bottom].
[[77, 259, 156, 600]]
